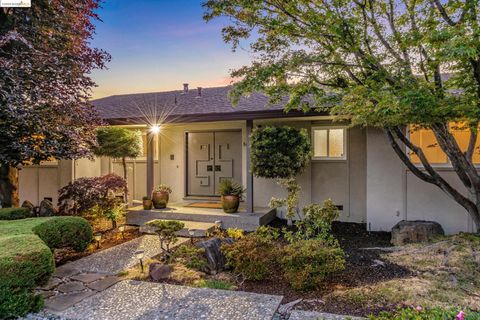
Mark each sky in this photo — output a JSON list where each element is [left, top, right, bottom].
[[90, 0, 252, 99]]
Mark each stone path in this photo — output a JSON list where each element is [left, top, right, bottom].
[[288, 310, 366, 320]]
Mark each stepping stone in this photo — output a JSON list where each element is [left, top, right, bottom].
[[54, 266, 81, 278], [45, 290, 96, 312], [87, 276, 121, 292], [35, 290, 56, 299], [41, 277, 63, 290], [71, 273, 105, 283], [57, 281, 86, 293]]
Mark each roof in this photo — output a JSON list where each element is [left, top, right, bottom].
[[91, 86, 323, 124]]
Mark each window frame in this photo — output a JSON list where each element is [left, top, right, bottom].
[[311, 126, 348, 161]]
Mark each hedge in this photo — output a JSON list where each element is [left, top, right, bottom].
[[0, 207, 33, 220], [33, 216, 93, 252]]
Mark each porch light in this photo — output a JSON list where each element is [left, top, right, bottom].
[[118, 225, 125, 239], [94, 232, 102, 249], [135, 250, 145, 273], [150, 124, 160, 135], [214, 220, 222, 229]]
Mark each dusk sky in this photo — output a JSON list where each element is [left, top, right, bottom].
[[90, 0, 252, 99]]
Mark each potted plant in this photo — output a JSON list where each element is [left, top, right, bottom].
[[142, 196, 152, 210], [218, 179, 245, 213], [152, 184, 172, 209]]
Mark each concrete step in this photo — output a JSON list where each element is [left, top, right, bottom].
[[139, 220, 216, 237]]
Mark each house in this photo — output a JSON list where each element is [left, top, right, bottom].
[[18, 84, 478, 234]]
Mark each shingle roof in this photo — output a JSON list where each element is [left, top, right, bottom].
[[91, 86, 320, 124]]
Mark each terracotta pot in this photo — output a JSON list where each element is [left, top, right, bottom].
[[221, 195, 240, 213], [152, 191, 169, 209], [142, 199, 152, 210]]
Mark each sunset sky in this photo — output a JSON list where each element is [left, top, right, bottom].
[[90, 0, 252, 99]]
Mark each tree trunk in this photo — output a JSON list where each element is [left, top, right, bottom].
[[122, 157, 128, 204], [0, 165, 19, 208]]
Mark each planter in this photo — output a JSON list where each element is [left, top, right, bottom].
[[221, 195, 240, 213], [152, 191, 169, 209], [142, 199, 153, 210]]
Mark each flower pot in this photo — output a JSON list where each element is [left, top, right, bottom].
[[142, 199, 152, 210], [221, 195, 240, 213], [152, 191, 169, 209]]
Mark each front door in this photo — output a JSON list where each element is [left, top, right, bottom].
[[187, 131, 242, 196]]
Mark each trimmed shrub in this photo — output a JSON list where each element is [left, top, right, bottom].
[[0, 234, 54, 318], [32, 216, 93, 252], [222, 234, 279, 281], [170, 245, 207, 270], [0, 207, 33, 220], [280, 239, 346, 291], [369, 307, 480, 320]]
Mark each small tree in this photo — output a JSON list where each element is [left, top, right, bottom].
[[94, 127, 142, 203], [146, 220, 185, 259], [250, 126, 311, 221]]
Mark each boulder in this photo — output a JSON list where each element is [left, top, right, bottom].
[[149, 263, 172, 281], [21, 200, 35, 215], [38, 199, 56, 217], [196, 237, 234, 274], [391, 220, 445, 246]]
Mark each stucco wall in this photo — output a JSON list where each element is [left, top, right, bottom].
[[366, 128, 476, 234]]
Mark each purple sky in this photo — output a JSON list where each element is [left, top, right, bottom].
[[90, 0, 251, 99]]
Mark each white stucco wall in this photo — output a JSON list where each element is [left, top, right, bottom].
[[366, 128, 476, 234]]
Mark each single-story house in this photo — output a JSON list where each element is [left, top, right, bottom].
[[18, 84, 478, 234]]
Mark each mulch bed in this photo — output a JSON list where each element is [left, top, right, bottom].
[[238, 220, 413, 316]]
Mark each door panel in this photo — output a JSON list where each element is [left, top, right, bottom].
[[187, 132, 215, 195], [214, 131, 242, 195]]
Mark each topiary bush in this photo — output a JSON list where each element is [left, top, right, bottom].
[[222, 233, 279, 281], [0, 207, 34, 220], [32, 216, 93, 252], [280, 238, 345, 291]]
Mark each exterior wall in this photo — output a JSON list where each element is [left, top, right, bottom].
[[366, 128, 476, 234]]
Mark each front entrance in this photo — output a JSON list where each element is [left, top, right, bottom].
[[186, 130, 242, 196]]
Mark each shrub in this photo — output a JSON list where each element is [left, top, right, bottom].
[[254, 225, 280, 241], [146, 220, 184, 255], [218, 179, 245, 197], [170, 245, 207, 270], [226, 228, 245, 239], [222, 234, 279, 281], [369, 307, 480, 320], [153, 184, 172, 194], [0, 207, 33, 220], [280, 239, 345, 291], [32, 216, 93, 252]]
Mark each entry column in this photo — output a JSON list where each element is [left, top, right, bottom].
[[245, 120, 254, 212]]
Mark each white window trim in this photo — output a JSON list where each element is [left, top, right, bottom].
[[311, 126, 347, 161]]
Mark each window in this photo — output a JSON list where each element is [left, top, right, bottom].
[[312, 127, 346, 160], [409, 123, 480, 165]]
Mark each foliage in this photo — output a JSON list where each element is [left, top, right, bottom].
[[57, 173, 126, 218], [204, 0, 480, 230], [0, 0, 110, 206], [98, 204, 124, 229], [194, 279, 234, 290], [170, 245, 207, 271], [146, 220, 184, 255], [218, 179, 245, 198], [250, 126, 311, 179], [153, 184, 172, 194], [226, 228, 245, 239], [284, 199, 340, 243], [222, 233, 279, 281], [369, 307, 480, 320], [254, 226, 280, 241], [94, 127, 142, 160], [142, 196, 151, 200], [32, 216, 93, 252], [269, 178, 301, 220], [0, 207, 33, 220], [280, 239, 346, 291]]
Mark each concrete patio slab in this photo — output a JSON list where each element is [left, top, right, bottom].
[[54, 280, 283, 320]]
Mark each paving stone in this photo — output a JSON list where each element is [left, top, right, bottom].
[[86, 276, 121, 291], [53, 266, 81, 278], [44, 291, 96, 312], [70, 273, 105, 283], [289, 310, 365, 320], [57, 281, 85, 293], [53, 280, 283, 320], [41, 277, 63, 290], [35, 290, 56, 299]]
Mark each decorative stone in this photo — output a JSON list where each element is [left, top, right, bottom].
[[21, 200, 35, 215], [38, 199, 56, 217], [391, 220, 445, 246], [70, 273, 105, 283], [86, 276, 121, 291], [57, 281, 86, 293], [196, 237, 234, 274], [149, 263, 172, 281]]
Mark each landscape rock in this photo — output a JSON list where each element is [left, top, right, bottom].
[[38, 199, 56, 217], [196, 237, 234, 274], [21, 200, 35, 215], [149, 263, 172, 281], [391, 220, 445, 246]]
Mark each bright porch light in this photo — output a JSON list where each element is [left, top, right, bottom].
[[150, 124, 160, 134]]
